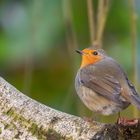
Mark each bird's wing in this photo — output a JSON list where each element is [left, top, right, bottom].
[[124, 74, 140, 109], [80, 69, 122, 103]]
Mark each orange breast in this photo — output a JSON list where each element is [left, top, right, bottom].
[[80, 55, 102, 68]]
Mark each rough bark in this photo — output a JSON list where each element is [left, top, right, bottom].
[[0, 77, 140, 140]]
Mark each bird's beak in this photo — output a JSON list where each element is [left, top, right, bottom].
[[75, 50, 83, 55]]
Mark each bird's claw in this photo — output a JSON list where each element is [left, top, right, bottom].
[[117, 117, 139, 126]]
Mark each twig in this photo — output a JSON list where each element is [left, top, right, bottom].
[[129, 0, 139, 117], [96, 0, 110, 47], [87, 0, 96, 46], [129, 0, 138, 85], [87, 0, 110, 48]]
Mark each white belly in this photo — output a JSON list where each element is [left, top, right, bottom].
[[77, 85, 125, 115]]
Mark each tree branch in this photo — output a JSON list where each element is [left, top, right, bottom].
[[0, 77, 140, 139]]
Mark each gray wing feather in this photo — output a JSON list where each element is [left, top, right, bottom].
[[81, 73, 122, 103]]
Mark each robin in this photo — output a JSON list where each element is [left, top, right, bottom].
[[75, 47, 140, 116]]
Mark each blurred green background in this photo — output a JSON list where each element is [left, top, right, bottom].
[[0, 0, 140, 123]]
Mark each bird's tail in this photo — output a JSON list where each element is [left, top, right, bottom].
[[126, 79, 140, 109], [129, 94, 140, 110]]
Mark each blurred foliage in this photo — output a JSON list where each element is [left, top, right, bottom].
[[0, 0, 140, 123]]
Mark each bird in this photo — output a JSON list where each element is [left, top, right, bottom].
[[75, 47, 140, 116]]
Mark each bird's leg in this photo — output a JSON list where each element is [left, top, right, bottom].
[[117, 112, 121, 123], [82, 112, 100, 122], [117, 118, 139, 126], [92, 112, 101, 122]]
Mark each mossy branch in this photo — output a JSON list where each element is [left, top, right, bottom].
[[0, 77, 140, 139]]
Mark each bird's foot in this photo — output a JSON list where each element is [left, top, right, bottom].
[[83, 117, 94, 122], [117, 117, 139, 126], [82, 113, 100, 122]]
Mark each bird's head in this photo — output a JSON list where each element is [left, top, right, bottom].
[[76, 48, 106, 68]]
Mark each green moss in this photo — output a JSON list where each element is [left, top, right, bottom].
[[3, 108, 45, 139], [28, 123, 67, 139], [28, 123, 38, 135], [3, 107, 72, 139], [4, 124, 11, 129], [4, 109, 59, 139], [5, 108, 15, 116], [46, 128, 65, 140], [14, 132, 22, 139]]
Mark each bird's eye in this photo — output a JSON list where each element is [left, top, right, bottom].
[[93, 51, 98, 55]]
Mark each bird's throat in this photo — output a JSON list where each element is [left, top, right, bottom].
[[80, 55, 102, 68]]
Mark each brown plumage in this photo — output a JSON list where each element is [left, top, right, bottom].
[[75, 48, 140, 115]]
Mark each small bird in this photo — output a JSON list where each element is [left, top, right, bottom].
[[75, 47, 140, 116]]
